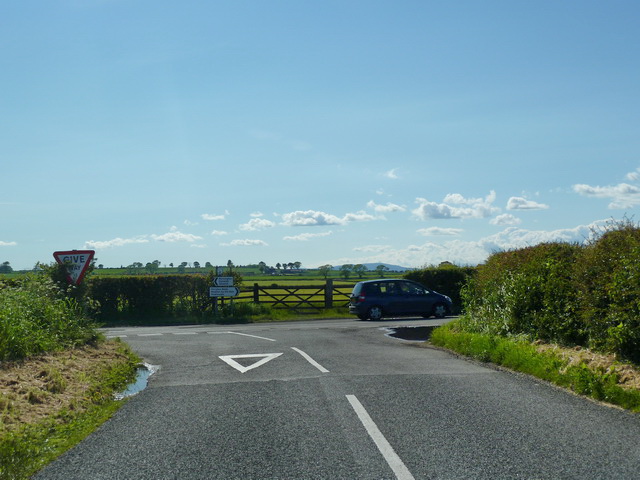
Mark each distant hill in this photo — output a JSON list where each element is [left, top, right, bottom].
[[333, 263, 413, 272]]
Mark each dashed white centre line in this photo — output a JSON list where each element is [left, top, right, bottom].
[[346, 395, 415, 480], [291, 347, 329, 373]]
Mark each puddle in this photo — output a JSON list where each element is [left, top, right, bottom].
[[386, 326, 436, 342], [115, 363, 159, 400]]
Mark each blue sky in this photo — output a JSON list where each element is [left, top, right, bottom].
[[2, 1, 639, 270]]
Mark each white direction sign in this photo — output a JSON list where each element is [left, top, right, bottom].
[[209, 286, 240, 297], [213, 276, 234, 287], [219, 353, 283, 373]]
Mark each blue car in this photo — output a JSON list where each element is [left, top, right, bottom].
[[348, 279, 452, 321]]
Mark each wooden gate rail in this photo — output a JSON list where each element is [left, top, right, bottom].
[[234, 280, 354, 313]]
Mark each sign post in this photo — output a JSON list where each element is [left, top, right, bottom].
[[53, 250, 95, 285]]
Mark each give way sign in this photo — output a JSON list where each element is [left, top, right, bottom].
[[53, 250, 95, 285]]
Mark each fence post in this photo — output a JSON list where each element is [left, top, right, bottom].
[[324, 279, 333, 308], [253, 283, 259, 303]]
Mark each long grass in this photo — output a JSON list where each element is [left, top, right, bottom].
[[431, 320, 640, 412]]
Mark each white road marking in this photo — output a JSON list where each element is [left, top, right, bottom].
[[138, 333, 163, 337], [228, 332, 277, 342], [173, 332, 198, 335], [346, 395, 415, 480], [219, 353, 283, 373], [291, 347, 329, 373]]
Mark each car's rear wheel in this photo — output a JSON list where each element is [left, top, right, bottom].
[[367, 306, 383, 321], [432, 303, 448, 318]]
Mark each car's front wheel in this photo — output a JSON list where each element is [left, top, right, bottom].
[[367, 306, 383, 321], [432, 303, 448, 318]]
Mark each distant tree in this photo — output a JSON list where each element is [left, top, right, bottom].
[[194, 261, 201, 269], [318, 264, 333, 279], [180, 262, 188, 268], [205, 261, 213, 268], [145, 262, 159, 274], [177, 264, 186, 274], [169, 263, 174, 268], [258, 261, 267, 273], [276, 262, 281, 272], [294, 261, 302, 269], [227, 259, 234, 271], [98, 264, 104, 269], [340, 264, 354, 279], [0, 261, 13, 273], [353, 264, 366, 278], [375, 264, 389, 277]]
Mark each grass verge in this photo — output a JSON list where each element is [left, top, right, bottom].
[[0, 338, 141, 480], [430, 321, 640, 413]]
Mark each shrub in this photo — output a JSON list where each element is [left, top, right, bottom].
[[0, 275, 97, 361]]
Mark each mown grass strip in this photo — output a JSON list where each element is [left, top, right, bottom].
[[430, 322, 640, 413]]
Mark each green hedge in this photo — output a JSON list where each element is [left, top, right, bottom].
[[88, 275, 213, 323], [404, 265, 476, 314], [459, 220, 640, 363]]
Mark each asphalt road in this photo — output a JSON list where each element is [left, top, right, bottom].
[[35, 318, 640, 479]]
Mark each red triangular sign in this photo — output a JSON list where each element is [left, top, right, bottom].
[[53, 250, 95, 285]]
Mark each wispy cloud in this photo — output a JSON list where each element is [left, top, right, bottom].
[[573, 182, 640, 209], [507, 196, 549, 210], [383, 168, 400, 179], [202, 211, 229, 221], [221, 239, 268, 247], [0, 240, 17, 247], [490, 214, 522, 226], [150, 227, 203, 243], [412, 191, 499, 220], [85, 237, 149, 249], [239, 218, 276, 231], [211, 230, 228, 236], [417, 227, 463, 236], [283, 231, 333, 241], [367, 200, 406, 213], [281, 209, 375, 226]]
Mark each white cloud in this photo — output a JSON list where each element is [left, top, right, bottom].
[[211, 230, 228, 236], [283, 231, 333, 241], [626, 168, 640, 182], [281, 209, 375, 226], [151, 226, 203, 243], [384, 168, 399, 179], [239, 218, 276, 231], [221, 239, 268, 247], [412, 191, 499, 220], [250, 211, 264, 218], [573, 182, 640, 209], [0, 240, 17, 246], [353, 244, 392, 253], [417, 227, 463, 236], [202, 211, 228, 221], [85, 237, 149, 249], [367, 200, 406, 213], [507, 196, 549, 210], [490, 214, 522, 226], [184, 220, 199, 226], [325, 220, 608, 268]]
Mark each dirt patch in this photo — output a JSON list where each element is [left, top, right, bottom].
[[0, 341, 135, 432]]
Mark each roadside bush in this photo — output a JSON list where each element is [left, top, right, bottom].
[[458, 219, 640, 363], [0, 275, 97, 361]]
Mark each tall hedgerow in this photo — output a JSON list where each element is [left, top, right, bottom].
[[459, 219, 640, 363]]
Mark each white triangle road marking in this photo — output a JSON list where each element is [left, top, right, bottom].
[[219, 353, 283, 373]]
